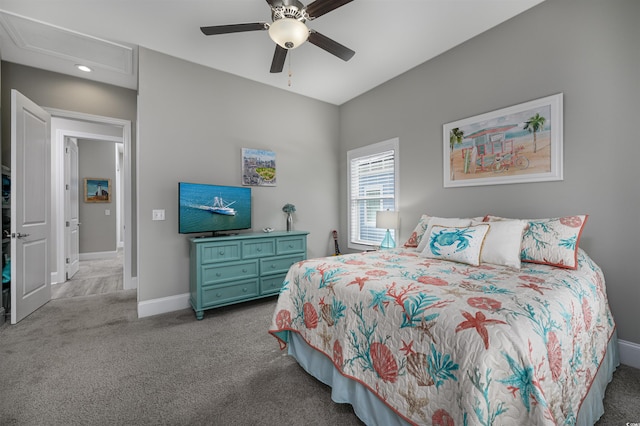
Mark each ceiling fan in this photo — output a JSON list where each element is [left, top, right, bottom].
[[200, 0, 355, 73]]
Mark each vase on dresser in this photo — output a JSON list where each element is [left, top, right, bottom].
[[286, 213, 292, 231]]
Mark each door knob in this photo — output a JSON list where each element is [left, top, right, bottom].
[[13, 232, 30, 239]]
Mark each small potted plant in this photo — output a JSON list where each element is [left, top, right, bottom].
[[282, 203, 296, 231]]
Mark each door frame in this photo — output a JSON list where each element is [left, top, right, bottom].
[[47, 108, 135, 290]]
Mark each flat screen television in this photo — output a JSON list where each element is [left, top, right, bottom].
[[178, 182, 251, 235]]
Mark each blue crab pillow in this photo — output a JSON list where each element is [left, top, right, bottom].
[[420, 224, 490, 266]]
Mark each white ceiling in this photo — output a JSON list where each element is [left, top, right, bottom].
[[0, 0, 543, 105]]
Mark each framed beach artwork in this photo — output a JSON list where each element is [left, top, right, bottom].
[[443, 93, 563, 188], [84, 178, 111, 202], [241, 148, 277, 186]]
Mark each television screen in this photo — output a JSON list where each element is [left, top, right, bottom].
[[178, 182, 251, 235]]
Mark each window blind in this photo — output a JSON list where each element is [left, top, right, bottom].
[[349, 149, 396, 246]]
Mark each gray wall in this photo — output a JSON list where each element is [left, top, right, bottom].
[[1, 62, 137, 167], [339, 0, 640, 346], [136, 48, 340, 302], [0, 61, 138, 273], [78, 139, 117, 254]]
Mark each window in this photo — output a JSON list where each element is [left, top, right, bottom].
[[347, 138, 399, 250]]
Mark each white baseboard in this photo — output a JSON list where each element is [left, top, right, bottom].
[[80, 250, 118, 261], [124, 276, 138, 290], [619, 339, 640, 369], [137, 292, 190, 318]]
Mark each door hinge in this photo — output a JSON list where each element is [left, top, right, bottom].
[[66, 221, 70, 227], [66, 184, 69, 190], [65, 147, 69, 154], [66, 258, 70, 264]]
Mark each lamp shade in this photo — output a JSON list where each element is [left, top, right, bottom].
[[268, 18, 309, 49], [376, 210, 399, 230]]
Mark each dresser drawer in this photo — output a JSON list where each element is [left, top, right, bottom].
[[200, 241, 242, 263], [202, 260, 258, 284], [260, 273, 287, 295], [276, 236, 306, 255], [242, 239, 276, 259], [261, 254, 304, 276], [202, 279, 259, 307]]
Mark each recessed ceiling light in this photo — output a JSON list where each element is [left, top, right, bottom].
[[75, 64, 92, 72]]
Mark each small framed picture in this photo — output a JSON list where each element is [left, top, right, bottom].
[[84, 178, 111, 203], [241, 148, 276, 186]]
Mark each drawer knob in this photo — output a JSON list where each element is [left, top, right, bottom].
[[271, 265, 276, 269], [288, 244, 293, 248], [242, 268, 247, 273], [242, 288, 248, 293], [216, 292, 221, 297], [219, 250, 225, 255], [257, 248, 262, 252], [216, 273, 222, 277]]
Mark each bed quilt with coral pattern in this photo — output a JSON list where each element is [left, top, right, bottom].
[[269, 248, 615, 425]]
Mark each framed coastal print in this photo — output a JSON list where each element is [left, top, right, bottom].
[[241, 148, 276, 186], [84, 178, 111, 202], [443, 93, 563, 188]]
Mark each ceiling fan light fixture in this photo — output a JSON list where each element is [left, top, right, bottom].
[[268, 18, 309, 49]]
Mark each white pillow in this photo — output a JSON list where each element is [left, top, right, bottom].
[[472, 219, 527, 268], [420, 224, 490, 266], [416, 217, 473, 252]]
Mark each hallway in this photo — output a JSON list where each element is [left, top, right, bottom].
[[51, 250, 124, 299]]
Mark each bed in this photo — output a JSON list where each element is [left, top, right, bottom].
[[269, 215, 618, 425]]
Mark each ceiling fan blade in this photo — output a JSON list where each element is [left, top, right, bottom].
[[305, 0, 353, 19], [200, 23, 268, 36], [265, 0, 283, 7], [270, 45, 288, 73], [308, 31, 355, 61]]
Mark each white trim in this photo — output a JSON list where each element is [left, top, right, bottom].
[[45, 108, 134, 292], [347, 137, 400, 251], [618, 339, 640, 369], [79, 250, 118, 261], [137, 293, 190, 318]]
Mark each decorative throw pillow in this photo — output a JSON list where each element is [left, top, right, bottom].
[[420, 224, 490, 266], [471, 219, 527, 269], [485, 215, 588, 269], [416, 217, 473, 252], [403, 214, 431, 248]]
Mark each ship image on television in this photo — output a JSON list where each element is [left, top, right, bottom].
[[199, 196, 236, 216], [178, 182, 251, 234]]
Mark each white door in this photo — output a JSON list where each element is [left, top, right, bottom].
[[10, 90, 51, 324], [64, 137, 80, 280]]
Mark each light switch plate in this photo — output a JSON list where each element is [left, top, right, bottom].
[[152, 209, 165, 221]]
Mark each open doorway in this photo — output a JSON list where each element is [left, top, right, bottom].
[[52, 137, 124, 299], [47, 109, 134, 301]]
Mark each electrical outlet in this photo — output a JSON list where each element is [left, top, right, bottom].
[[105, 209, 111, 216], [152, 209, 165, 221]]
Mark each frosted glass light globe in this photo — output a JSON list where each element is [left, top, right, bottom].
[[268, 18, 309, 49]]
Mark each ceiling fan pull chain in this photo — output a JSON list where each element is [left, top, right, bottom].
[[288, 52, 293, 87]]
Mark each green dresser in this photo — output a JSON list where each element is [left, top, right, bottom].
[[189, 231, 308, 319]]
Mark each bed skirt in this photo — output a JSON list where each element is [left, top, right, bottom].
[[288, 330, 620, 426]]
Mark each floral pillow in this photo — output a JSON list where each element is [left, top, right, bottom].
[[485, 215, 588, 269], [420, 224, 490, 266], [403, 214, 431, 248]]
